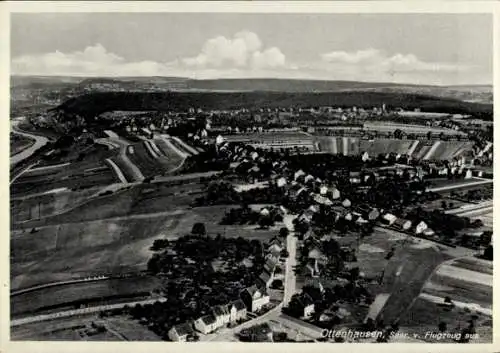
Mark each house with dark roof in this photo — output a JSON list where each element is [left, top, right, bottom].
[[296, 293, 315, 318], [227, 300, 247, 322], [258, 270, 274, 289], [168, 322, 195, 341], [212, 305, 231, 328], [194, 314, 218, 334], [393, 218, 412, 231], [240, 285, 270, 312]]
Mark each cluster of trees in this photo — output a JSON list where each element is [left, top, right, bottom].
[[138, 233, 267, 338], [450, 186, 493, 203], [284, 281, 373, 328], [405, 207, 473, 239], [220, 205, 283, 228]]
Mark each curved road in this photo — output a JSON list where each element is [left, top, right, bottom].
[[10, 123, 49, 166]]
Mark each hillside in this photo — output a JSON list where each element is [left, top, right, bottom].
[[54, 91, 492, 120], [12, 76, 492, 104]]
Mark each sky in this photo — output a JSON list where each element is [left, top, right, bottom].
[[10, 13, 493, 85]]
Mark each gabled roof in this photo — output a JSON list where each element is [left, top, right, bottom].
[[199, 314, 217, 326], [172, 322, 194, 336], [230, 299, 247, 312], [242, 285, 261, 297], [212, 305, 229, 317]]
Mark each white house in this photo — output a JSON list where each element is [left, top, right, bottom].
[[260, 208, 270, 217], [277, 177, 287, 188], [381, 213, 398, 226], [227, 300, 247, 323], [415, 221, 428, 234], [342, 198, 352, 208], [330, 187, 341, 200], [319, 185, 329, 195], [194, 314, 218, 334]]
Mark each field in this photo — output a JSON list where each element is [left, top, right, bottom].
[[11, 276, 161, 317], [399, 257, 493, 342], [11, 178, 278, 291], [315, 136, 473, 161], [10, 313, 162, 341], [363, 122, 467, 136], [11, 157, 118, 197]]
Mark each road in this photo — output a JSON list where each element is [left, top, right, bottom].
[[428, 178, 492, 193], [283, 220, 298, 306], [11, 297, 167, 327], [10, 123, 49, 166], [204, 210, 299, 341]]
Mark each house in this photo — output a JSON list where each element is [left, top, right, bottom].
[[381, 213, 397, 226], [319, 185, 329, 195], [294, 169, 306, 180], [212, 305, 231, 327], [393, 218, 412, 231], [349, 171, 361, 184], [264, 256, 279, 274], [276, 177, 287, 188], [414, 221, 428, 234], [227, 300, 247, 322], [194, 314, 218, 334], [314, 194, 333, 206], [240, 285, 270, 312], [258, 270, 274, 289], [305, 174, 315, 183], [464, 169, 473, 179], [250, 151, 259, 160], [168, 322, 195, 341], [423, 228, 435, 237], [330, 187, 341, 200], [342, 198, 352, 208], [308, 245, 324, 260], [296, 293, 315, 318], [260, 208, 270, 217]]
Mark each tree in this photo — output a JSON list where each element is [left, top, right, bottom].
[[279, 227, 289, 238], [483, 245, 493, 260], [393, 129, 403, 139], [438, 321, 447, 332], [191, 222, 206, 236]]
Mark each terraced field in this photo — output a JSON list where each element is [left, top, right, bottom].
[[125, 138, 186, 178], [316, 136, 474, 161]]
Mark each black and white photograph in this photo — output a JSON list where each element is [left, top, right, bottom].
[[4, 2, 496, 347]]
